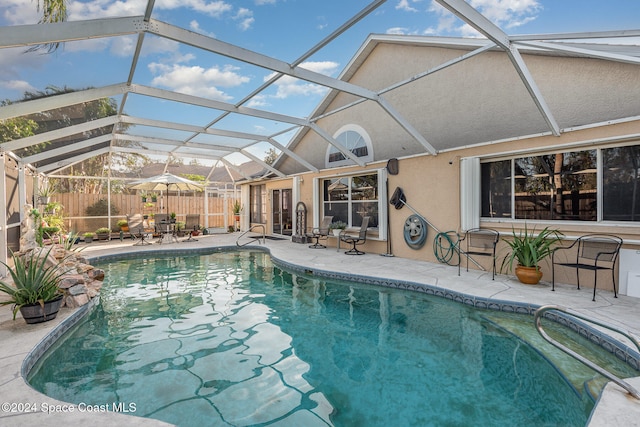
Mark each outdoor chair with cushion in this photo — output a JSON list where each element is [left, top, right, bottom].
[[551, 234, 623, 301], [340, 216, 370, 255], [128, 214, 153, 246], [457, 228, 499, 280], [306, 216, 333, 249], [183, 214, 200, 242]]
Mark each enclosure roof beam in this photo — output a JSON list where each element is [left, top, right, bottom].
[[240, 149, 286, 178], [21, 135, 111, 164], [0, 84, 129, 121], [114, 134, 240, 153], [37, 147, 111, 174], [0, 116, 119, 152], [0, 16, 144, 49]]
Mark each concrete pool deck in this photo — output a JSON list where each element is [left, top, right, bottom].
[[1, 232, 639, 426]]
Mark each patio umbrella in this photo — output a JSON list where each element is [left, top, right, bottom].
[[129, 173, 203, 214]]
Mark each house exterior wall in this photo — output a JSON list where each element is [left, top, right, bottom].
[[273, 40, 640, 293]]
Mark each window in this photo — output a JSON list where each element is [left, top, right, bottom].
[[481, 144, 640, 223], [326, 125, 373, 168], [603, 145, 640, 221], [249, 184, 266, 223], [322, 173, 378, 228]]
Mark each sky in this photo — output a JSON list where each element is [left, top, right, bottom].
[[1, 0, 639, 164]]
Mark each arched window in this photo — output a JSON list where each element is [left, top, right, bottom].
[[325, 125, 373, 168]]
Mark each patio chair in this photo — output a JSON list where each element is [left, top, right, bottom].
[[340, 216, 370, 255], [306, 216, 333, 249], [551, 234, 623, 301], [128, 214, 152, 246], [457, 228, 499, 280], [183, 214, 200, 242]]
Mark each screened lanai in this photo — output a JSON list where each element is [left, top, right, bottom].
[[1, 0, 640, 267]]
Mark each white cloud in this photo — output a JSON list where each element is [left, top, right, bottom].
[[396, 0, 419, 13], [67, 0, 233, 21], [0, 48, 47, 99], [246, 94, 268, 108], [262, 61, 339, 100], [148, 62, 250, 100], [386, 27, 410, 35], [427, 0, 541, 36], [234, 8, 254, 31], [190, 20, 217, 38], [0, 79, 36, 93]]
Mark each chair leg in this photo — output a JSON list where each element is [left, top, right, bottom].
[[551, 264, 556, 291], [309, 236, 326, 249], [592, 270, 597, 302], [612, 269, 618, 298], [344, 240, 364, 255]]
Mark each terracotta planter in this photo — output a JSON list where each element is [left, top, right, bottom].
[[515, 265, 543, 285], [19, 295, 63, 324]]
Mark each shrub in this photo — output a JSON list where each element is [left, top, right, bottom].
[[85, 199, 119, 217]]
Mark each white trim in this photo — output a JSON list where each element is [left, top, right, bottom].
[[460, 157, 480, 231], [325, 124, 373, 168]]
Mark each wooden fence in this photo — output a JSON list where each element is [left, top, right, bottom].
[[55, 193, 236, 234]]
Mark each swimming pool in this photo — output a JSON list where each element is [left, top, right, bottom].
[[27, 250, 637, 426]]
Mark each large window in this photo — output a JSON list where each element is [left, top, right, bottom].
[[481, 144, 640, 222], [322, 173, 378, 228]]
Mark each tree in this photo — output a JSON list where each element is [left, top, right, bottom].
[[1, 86, 149, 194], [264, 148, 278, 165], [29, 0, 68, 53]]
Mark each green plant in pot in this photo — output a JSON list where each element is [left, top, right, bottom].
[[0, 248, 68, 323], [117, 219, 129, 232], [83, 232, 96, 243], [95, 227, 111, 240], [329, 220, 347, 236], [501, 224, 563, 285]]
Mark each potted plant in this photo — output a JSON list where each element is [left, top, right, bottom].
[[0, 248, 68, 323], [41, 226, 60, 241], [191, 225, 201, 237], [140, 191, 148, 202], [151, 193, 158, 202], [175, 221, 186, 237], [83, 232, 96, 243], [117, 219, 129, 232], [232, 200, 242, 220], [95, 227, 112, 241], [501, 224, 563, 284], [38, 182, 55, 205], [170, 212, 176, 223], [329, 221, 347, 236]]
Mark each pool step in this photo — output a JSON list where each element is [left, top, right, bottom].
[[482, 313, 607, 400]]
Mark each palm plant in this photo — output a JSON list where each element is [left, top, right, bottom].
[[501, 224, 564, 273], [0, 248, 68, 320]]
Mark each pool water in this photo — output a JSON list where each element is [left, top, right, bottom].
[[29, 250, 624, 426]]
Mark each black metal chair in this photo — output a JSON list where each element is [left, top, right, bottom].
[[457, 228, 499, 280], [552, 234, 623, 301], [340, 216, 370, 255], [306, 216, 333, 249], [128, 214, 153, 246]]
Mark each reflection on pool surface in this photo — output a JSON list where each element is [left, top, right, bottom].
[[29, 250, 619, 426]]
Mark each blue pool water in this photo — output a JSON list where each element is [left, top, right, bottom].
[[29, 250, 621, 426]]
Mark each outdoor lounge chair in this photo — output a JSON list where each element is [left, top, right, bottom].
[[457, 228, 499, 280], [183, 214, 200, 242], [551, 234, 623, 301], [307, 216, 333, 249], [128, 214, 153, 246], [340, 216, 370, 255]]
